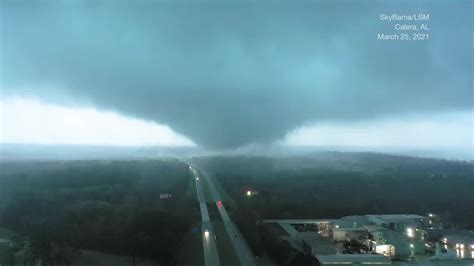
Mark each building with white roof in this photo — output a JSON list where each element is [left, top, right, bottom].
[[316, 254, 392, 265], [365, 214, 427, 231]]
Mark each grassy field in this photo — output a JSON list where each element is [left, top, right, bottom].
[[208, 173, 237, 208], [204, 196, 239, 266], [199, 171, 215, 204], [213, 220, 240, 266]]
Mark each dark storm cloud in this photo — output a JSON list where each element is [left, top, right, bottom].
[[1, 0, 472, 148]]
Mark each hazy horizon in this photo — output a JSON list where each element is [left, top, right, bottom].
[[1, 143, 472, 162]]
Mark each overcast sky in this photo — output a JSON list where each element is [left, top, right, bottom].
[[0, 0, 472, 150]]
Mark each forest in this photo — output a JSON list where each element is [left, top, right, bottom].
[[0, 159, 199, 266], [0, 152, 472, 265]]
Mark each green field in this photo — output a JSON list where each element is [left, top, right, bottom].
[[213, 220, 240, 266], [199, 170, 215, 204]]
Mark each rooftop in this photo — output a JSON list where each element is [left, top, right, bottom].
[[365, 214, 426, 220], [262, 219, 336, 224], [316, 254, 392, 264], [332, 227, 368, 232], [342, 215, 371, 226], [364, 225, 387, 233], [302, 236, 337, 255]]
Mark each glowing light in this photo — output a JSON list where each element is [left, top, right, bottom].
[[460, 244, 465, 249], [410, 244, 414, 249], [442, 238, 448, 244], [407, 228, 414, 238], [204, 230, 209, 238], [428, 213, 433, 217], [196, 177, 199, 180], [470, 244, 474, 250], [246, 190, 252, 196]]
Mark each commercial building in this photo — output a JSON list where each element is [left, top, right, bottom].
[[300, 232, 337, 256], [332, 227, 368, 242], [263, 213, 452, 264], [365, 214, 427, 231], [316, 254, 392, 265]]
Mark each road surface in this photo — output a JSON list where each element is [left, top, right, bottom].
[[199, 168, 257, 266], [190, 166, 221, 266]]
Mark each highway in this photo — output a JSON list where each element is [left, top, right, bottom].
[[199, 168, 257, 266], [190, 166, 221, 266]]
